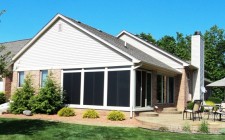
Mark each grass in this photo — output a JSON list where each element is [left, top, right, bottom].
[[0, 118, 225, 140]]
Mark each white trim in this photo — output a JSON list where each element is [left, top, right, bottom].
[[103, 67, 108, 107], [12, 14, 140, 64], [67, 104, 131, 111], [130, 65, 135, 118], [117, 30, 190, 66], [80, 69, 84, 106], [60, 70, 63, 89], [14, 62, 133, 71]]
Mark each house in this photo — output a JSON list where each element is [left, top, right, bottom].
[[1, 14, 205, 117], [0, 39, 30, 98]]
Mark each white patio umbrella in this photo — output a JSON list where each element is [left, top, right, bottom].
[[207, 77, 225, 101]]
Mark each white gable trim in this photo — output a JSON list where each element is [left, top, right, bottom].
[[117, 30, 190, 66], [12, 14, 140, 63]]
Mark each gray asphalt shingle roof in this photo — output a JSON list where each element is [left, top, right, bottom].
[[0, 39, 30, 56], [66, 16, 178, 73]]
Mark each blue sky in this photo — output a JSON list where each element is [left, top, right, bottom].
[[0, 0, 225, 42]]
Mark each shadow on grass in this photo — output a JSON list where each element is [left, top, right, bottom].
[[0, 118, 59, 135]]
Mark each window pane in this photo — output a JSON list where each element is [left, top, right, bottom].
[[108, 71, 130, 107], [157, 75, 164, 103], [135, 71, 141, 106], [63, 73, 81, 104], [169, 77, 174, 103], [41, 70, 48, 87], [147, 73, 151, 106], [19, 72, 24, 87], [84, 72, 104, 106]]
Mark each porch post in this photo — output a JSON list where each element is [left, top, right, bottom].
[[80, 68, 84, 105], [130, 66, 135, 118]]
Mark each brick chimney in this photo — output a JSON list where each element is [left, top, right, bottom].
[[191, 31, 205, 100]]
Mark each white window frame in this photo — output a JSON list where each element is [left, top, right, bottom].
[[40, 70, 48, 87], [18, 71, 25, 87]]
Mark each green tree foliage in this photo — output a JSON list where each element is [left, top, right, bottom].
[[10, 75, 35, 114], [137, 25, 225, 99], [0, 45, 11, 80], [29, 73, 64, 114], [136, 32, 157, 45]]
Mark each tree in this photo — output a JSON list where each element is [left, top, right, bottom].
[[10, 75, 35, 114], [157, 35, 176, 55], [136, 32, 157, 45], [0, 45, 11, 80], [0, 9, 11, 80]]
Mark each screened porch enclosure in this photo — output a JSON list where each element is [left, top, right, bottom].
[[62, 68, 131, 110]]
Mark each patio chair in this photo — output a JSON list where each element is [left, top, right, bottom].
[[183, 100, 202, 121], [214, 103, 225, 121]]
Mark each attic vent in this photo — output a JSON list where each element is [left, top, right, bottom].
[[124, 41, 127, 47], [77, 21, 81, 23], [58, 23, 62, 32], [98, 29, 102, 32]]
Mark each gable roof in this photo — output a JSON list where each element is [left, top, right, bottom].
[[12, 14, 180, 73], [117, 30, 190, 67]]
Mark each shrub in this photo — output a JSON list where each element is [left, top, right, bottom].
[[10, 75, 35, 114], [0, 91, 6, 104], [83, 109, 99, 119], [29, 73, 64, 114], [182, 122, 191, 133], [158, 127, 169, 132], [198, 120, 209, 133], [207, 97, 222, 104], [187, 101, 194, 109], [219, 128, 225, 135], [57, 107, 75, 117], [205, 100, 215, 106], [107, 111, 125, 121]]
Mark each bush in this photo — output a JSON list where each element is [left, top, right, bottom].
[[207, 97, 222, 104], [182, 122, 191, 133], [198, 120, 209, 133], [29, 73, 64, 114], [205, 100, 215, 106], [187, 101, 194, 109], [83, 109, 99, 119], [107, 111, 125, 121], [0, 91, 6, 104], [57, 107, 75, 117], [10, 75, 35, 114]]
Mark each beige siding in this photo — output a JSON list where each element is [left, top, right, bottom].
[[119, 34, 184, 69], [14, 19, 131, 71]]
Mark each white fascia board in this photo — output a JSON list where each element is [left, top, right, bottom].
[[13, 14, 140, 64], [117, 30, 190, 67]]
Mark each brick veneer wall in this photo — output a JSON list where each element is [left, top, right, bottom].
[[11, 69, 61, 96], [3, 76, 12, 100]]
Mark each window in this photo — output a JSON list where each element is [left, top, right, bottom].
[[63, 73, 81, 104], [18, 71, 24, 87], [107, 71, 130, 107], [157, 75, 164, 103], [84, 72, 104, 106], [41, 70, 48, 87], [167, 77, 174, 103]]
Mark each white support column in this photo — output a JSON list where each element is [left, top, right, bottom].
[[130, 66, 135, 118], [103, 67, 108, 107], [80, 68, 84, 105]]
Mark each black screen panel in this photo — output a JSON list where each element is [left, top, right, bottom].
[[84, 72, 104, 105], [107, 71, 130, 107], [63, 73, 81, 104]]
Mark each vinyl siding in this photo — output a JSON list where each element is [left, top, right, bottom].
[[14, 19, 131, 71], [119, 34, 184, 69]]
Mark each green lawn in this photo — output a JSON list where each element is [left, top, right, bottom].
[[0, 118, 224, 140]]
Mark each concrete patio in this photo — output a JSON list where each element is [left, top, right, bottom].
[[136, 113, 225, 133]]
